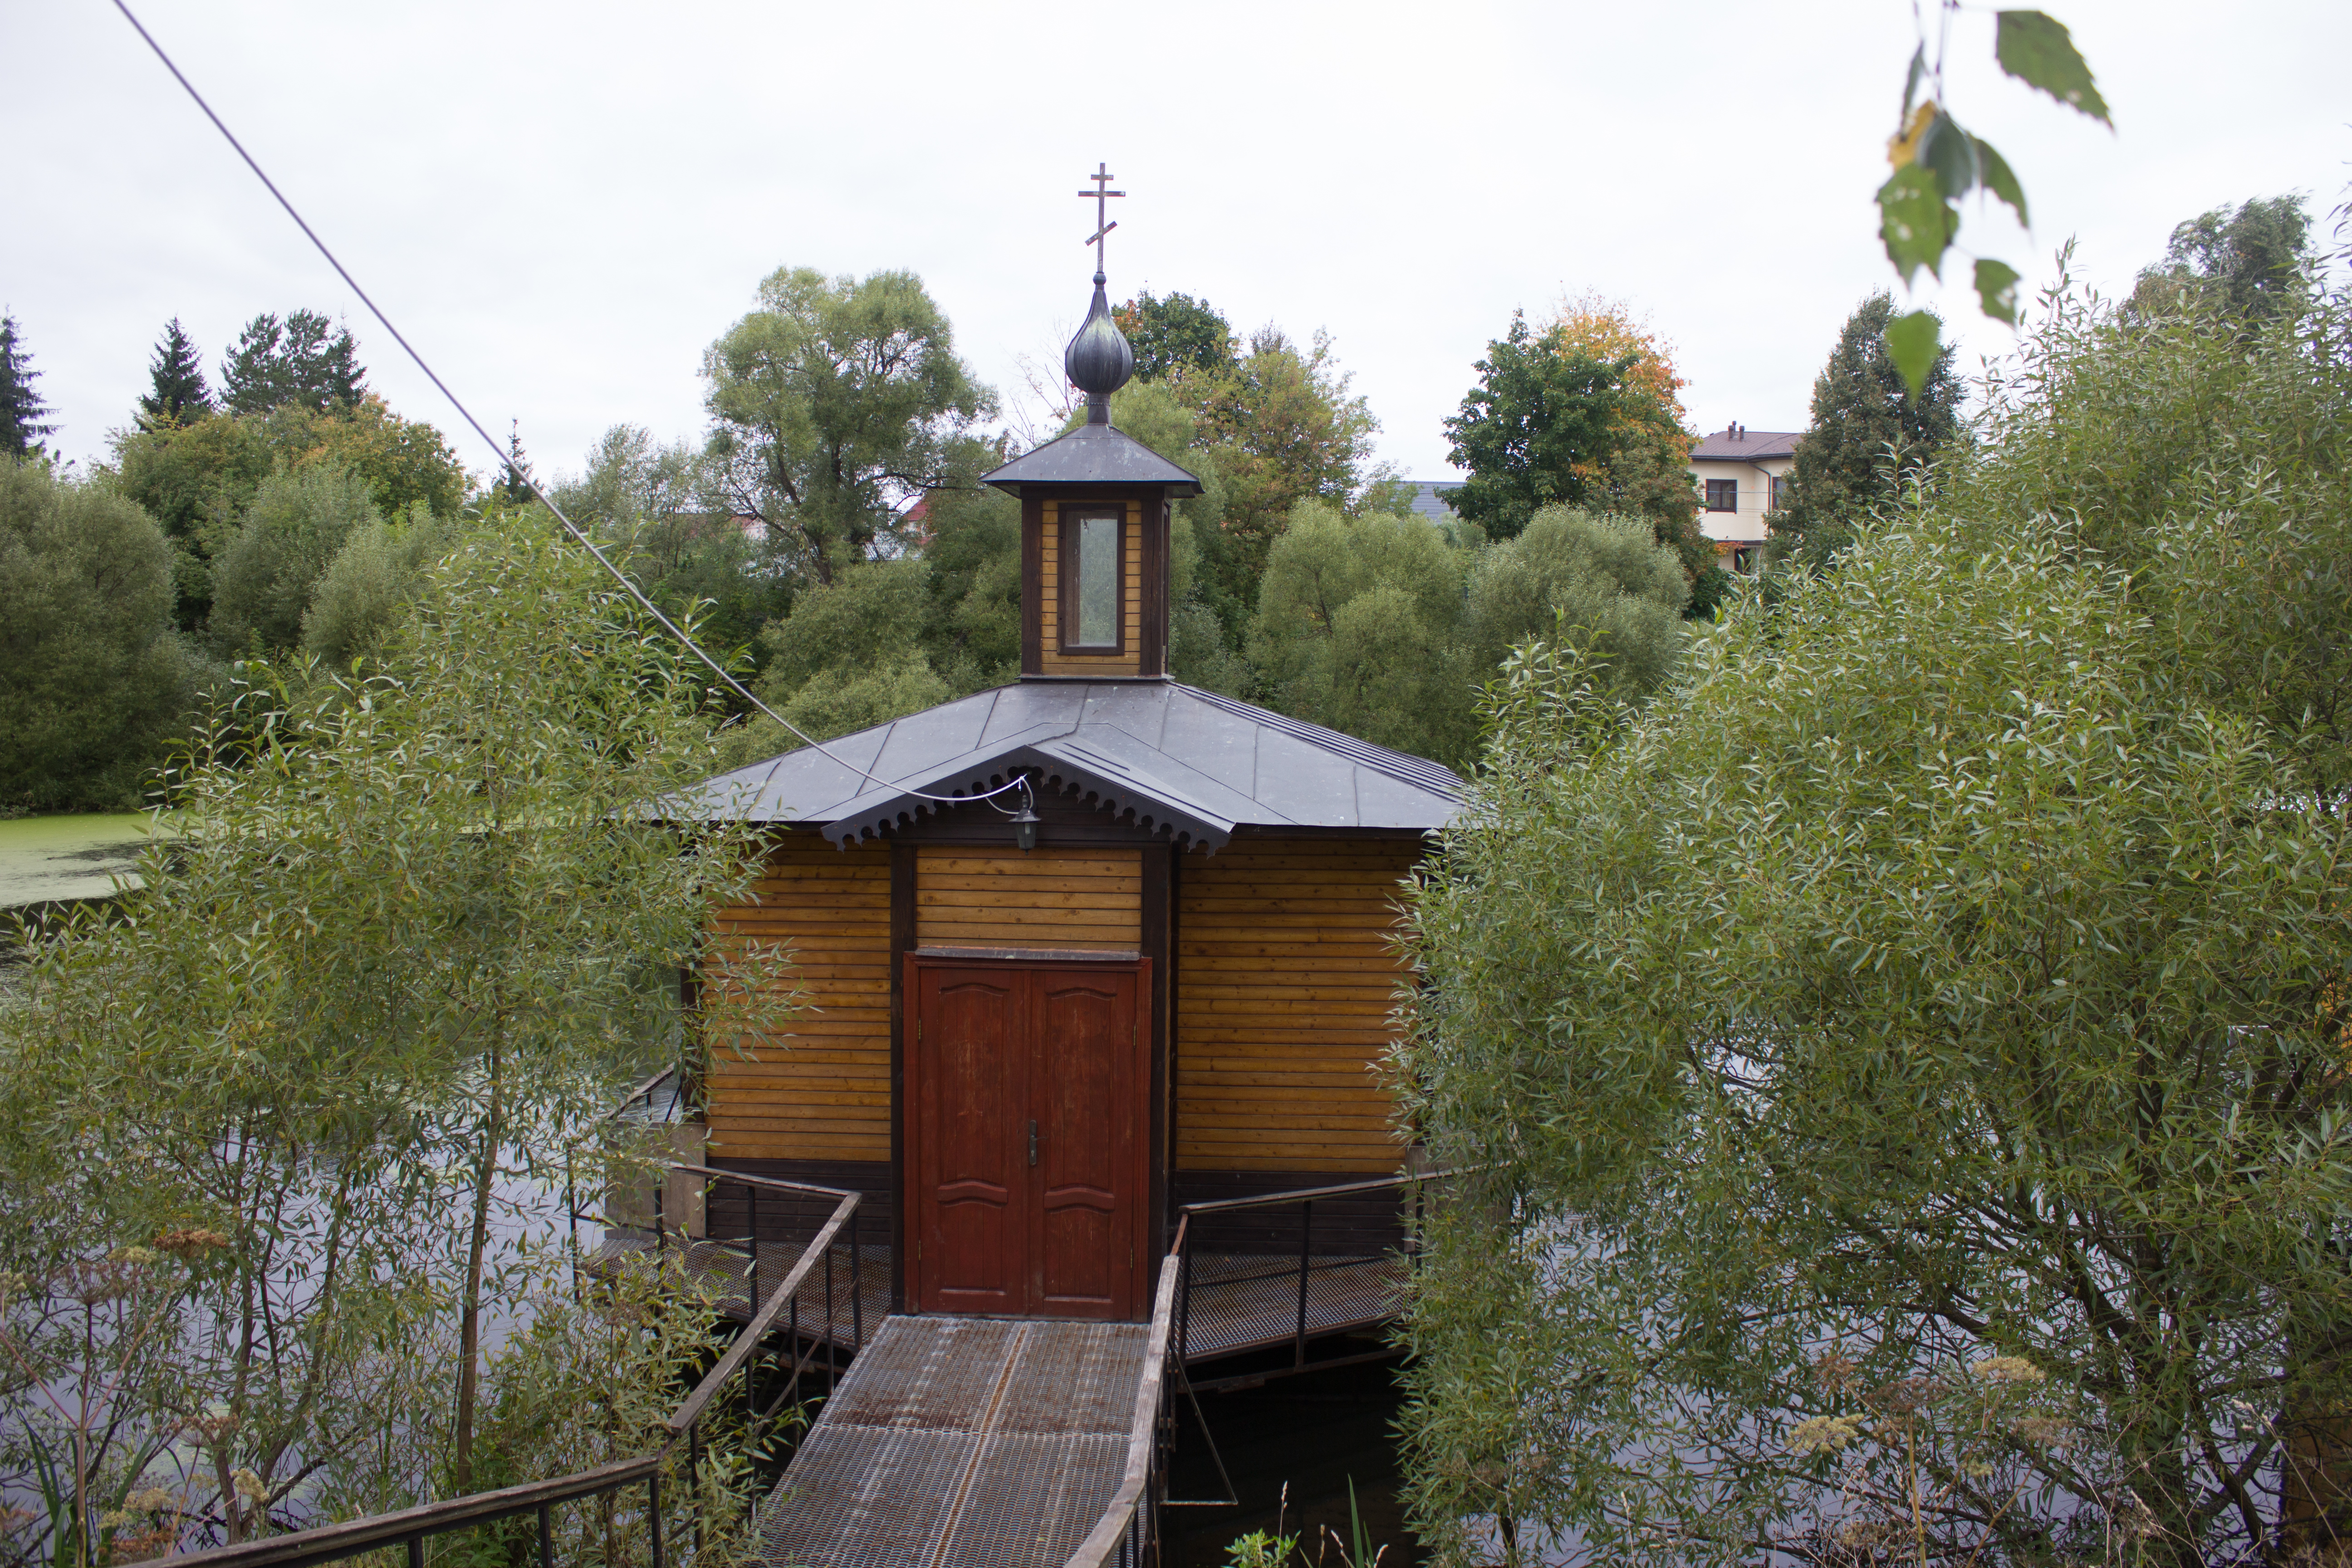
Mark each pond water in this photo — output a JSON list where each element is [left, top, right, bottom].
[[1162, 1357, 1424, 1567], [0, 813, 173, 909]]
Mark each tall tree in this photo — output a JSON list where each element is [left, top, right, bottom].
[[2128, 194, 2313, 323], [1114, 290, 1237, 382], [110, 397, 468, 630], [138, 318, 213, 426], [702, 266, 997, 585], [219, 309, 367, 415], [1769, 291, 1963, 568], [1443, 307, 1699, 572], [1, 313, 59, 458], [1183, 326, 1382, 616]]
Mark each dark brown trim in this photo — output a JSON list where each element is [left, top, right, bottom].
[[1019, 494, 1044, 676], [1056, 504, 1129, 655], [887, 839, 916, 1314], [1141, 843, 1171, 1258], [1139, 494, 1168, 676], [915, 945, 1140, 963], [1224, 823, 1442, 842]]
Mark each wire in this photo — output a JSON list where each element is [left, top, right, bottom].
[[111, 0, 1033, 818]]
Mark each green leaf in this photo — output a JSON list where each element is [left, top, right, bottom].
[[1884, 310, 1943, 398], [1973, 137, 2029, 227], [1916, 113, 1979, 201], [1995, 11, 2112, 126], [1974, 258, 2024, 325], [1901, 44, 1927, 121], [1877, 164, 1955, 286]]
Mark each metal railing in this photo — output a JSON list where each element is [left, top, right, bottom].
[[1062, 1215, 1186, 1568], [1174, 1167, 1455, 1378], [170, 1166, 863, 1567]]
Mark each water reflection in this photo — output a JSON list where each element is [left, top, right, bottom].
[[1163, 1357, 1423, 1567]]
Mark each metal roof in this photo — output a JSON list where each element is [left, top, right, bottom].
[[981, 422, 1203, 497], [681, 680, 1465, 850], [1402, 480, 1462, 525], [1689, 427, 1804, 461]]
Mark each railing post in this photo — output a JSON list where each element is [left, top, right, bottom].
[[690, 1419, 704, 1558], [538, 1500, 553, 1568], [747, 1183, 761, 1316], [1178, 1225, 1193, 1367], [789, 1282, 801, 1405], [406, 1535, 423, 1568], [654, 1168, 666, 1258], [824, 1232, 838, 1394], [850, 1201, 863, 1350], [648, 1470, 664, 1568], [1295, 1197, 1315, 1367]]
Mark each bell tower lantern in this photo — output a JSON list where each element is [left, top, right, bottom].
[[982, 164, 1201, 680]]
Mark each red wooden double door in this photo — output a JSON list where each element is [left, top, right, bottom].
[[906, 957, 1152, 1320]]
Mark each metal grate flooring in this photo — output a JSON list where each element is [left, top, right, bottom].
[[591, 1234, 890, 1349], [753, 1316, 1150, 1568], [1177, 1252, 1406, 1361]]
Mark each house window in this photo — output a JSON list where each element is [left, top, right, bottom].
[[1704, 479, 1738, 512], [1770, 474, 1792, 512], [1061, 510, 1124, 651]]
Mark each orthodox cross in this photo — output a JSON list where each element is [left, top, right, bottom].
[[1078, 162, 1124, 265]]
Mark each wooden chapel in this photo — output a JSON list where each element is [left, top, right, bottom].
[[682, 243, 1464, 1326]]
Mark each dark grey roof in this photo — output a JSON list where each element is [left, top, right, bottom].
[[1403, 480, 1461, 525], [683, 681, 1464, 850], [982, 423, 1203, 497], [1690, 427, 1804, 461]]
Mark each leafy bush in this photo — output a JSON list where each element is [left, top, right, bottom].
[[0, 460, 205, 812], [1398, 279, 2352, 1567]]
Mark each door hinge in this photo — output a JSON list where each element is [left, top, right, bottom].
[[917, 1019, 923, 1040], [1028, 1118, 1039, 1167]]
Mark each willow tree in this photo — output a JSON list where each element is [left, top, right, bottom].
[[1, 524, 790, 1552], [701, 266, 998, 585], [1398, 279, 2352, 1567]]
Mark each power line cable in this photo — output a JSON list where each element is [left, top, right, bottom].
[[110, 0, 1033, 818]]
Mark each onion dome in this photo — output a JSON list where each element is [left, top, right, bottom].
[[1063, 270, 1134, 425]]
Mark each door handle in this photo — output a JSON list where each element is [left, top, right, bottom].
[[1028, 1119, 1039, 1167]]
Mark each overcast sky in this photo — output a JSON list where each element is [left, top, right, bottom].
[[6, 0, 2347, 490]]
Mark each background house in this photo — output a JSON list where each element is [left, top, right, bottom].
[[1689, 422, 1802, 573]]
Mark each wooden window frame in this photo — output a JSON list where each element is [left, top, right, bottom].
[[1769, 474, 1791, 512], [1704, 478, 1739, 512], [1057, 506, 1127, 655]]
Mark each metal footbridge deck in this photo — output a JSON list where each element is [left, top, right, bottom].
[[753, 1315, 1152, 1568]]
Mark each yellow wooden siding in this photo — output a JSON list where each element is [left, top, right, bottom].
[[916, 846, 1142, 951], [1176, 838, 1421, 1173], [703, 833, 892, 1161], [1038, 501, 1143, 677]]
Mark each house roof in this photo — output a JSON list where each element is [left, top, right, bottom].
[[1402, 480, 1462, 526], [981, 421, 1203, 497], [1689, 427, 1804, 462], [680, 680, 1465, 850]]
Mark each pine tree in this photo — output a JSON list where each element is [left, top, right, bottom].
[[500, 421, 536, 506], [138, 317, 213, 426], [220, 309, 368, 415], [1769, 293, 1962, 568], [1, 313, 59, 459]]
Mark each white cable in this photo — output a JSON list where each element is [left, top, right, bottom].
[[112, 0, 1034, 816]]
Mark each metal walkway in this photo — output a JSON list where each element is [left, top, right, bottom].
[[754, 1315, 1150, 1568]]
